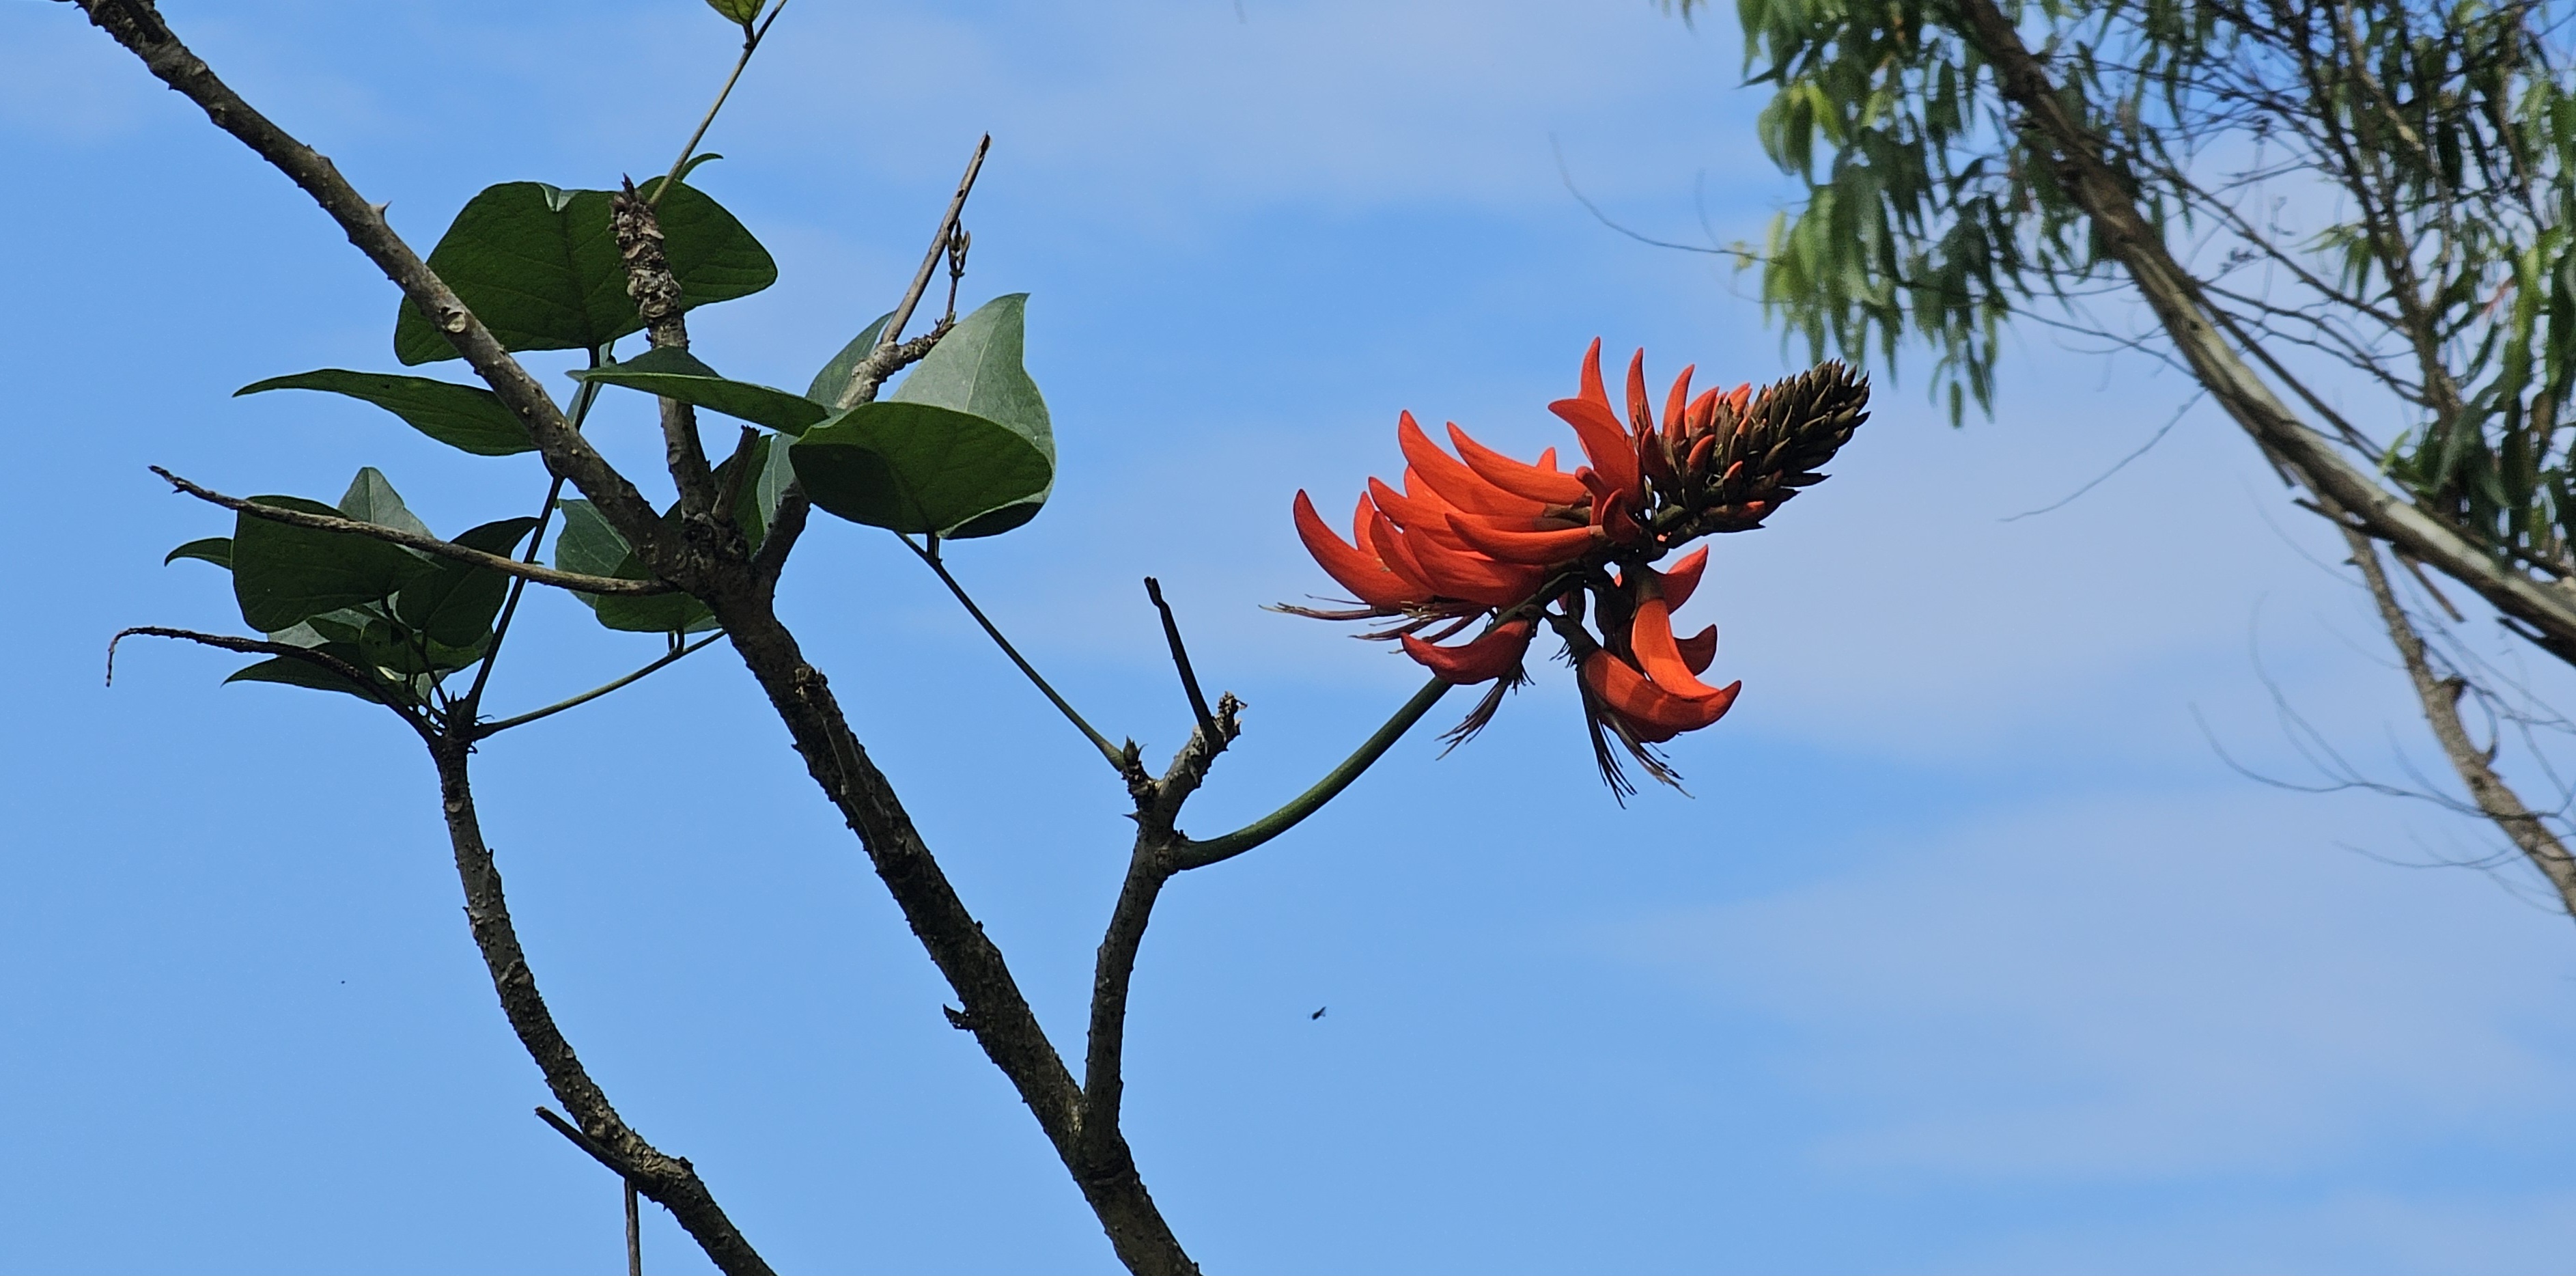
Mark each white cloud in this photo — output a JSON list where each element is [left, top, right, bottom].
[[1621, 788, 2576, 1180]]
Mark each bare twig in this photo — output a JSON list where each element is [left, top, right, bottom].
[[474, 632, 727, 738], [649, 0, 791, 208], [107, 626, 431, 738], [1143, 578, 1220, 747], [834, 135, 992, 411], [152, 467, 671, 596], [2342, 524, 2576, 917]]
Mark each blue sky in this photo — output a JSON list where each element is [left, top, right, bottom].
[[5, 1, 2575, 1272]]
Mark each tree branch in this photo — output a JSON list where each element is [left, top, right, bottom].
[[833, 135, 990, 411], [72, 0, 677, 568], [1944, 0, 2576, 658], [107, 626, 431, 740], [152, 467, 672, 596], [430, 738, 774, 1275], [2342, 524, 2576, 918]]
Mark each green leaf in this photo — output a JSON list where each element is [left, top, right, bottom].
[[236, 370, 534, 456], [337, 467, 433, 538], [553, 499, 717, 635], [789, 402, 1052, 536], [804, 311, 895, 406], [572, 347, 828, 434], [231, 495, 436, 635], [226, 651, 390, 704], [712, 432, 794, 551], [393, 181, 776, 365], [888, 294, 1055, 538], [165, 538, 232, 570], [393, 516, 541, 649], [705, 0, 766, 22]]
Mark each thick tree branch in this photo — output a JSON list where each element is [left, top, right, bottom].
[[430, 738, 774, 1276], [1946, 0, 2576, 657], [73, 0, 678, 570], [612, 180, 720, 518], [152, 468, 671, 596], [2342, 525, 2576, 918]]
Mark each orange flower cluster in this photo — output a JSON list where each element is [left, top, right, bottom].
[[1288, 339, 1868, 792]]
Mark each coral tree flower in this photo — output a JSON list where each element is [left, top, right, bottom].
[[1285, 339, 1870, 794]]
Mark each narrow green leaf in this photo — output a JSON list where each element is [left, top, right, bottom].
[[393, 181, 776, 365], [165, 538, 232, 569], [789, 402, 1052, 536], [572, 347, 828, 434], [236, 370, 534, 456]]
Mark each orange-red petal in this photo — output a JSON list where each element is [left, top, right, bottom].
[[1631, 597, 1731, 701], [1364, 505, 1439, 598], [1401, 618, 1535, 684], [1448, 422, 1588, 505], [1625, 348, 1655, 437], [1548, 394, 1641, 498], [1398, 413, 1548, 517], [1663, 365, 1696, 447], [1657, 546, 1708, 610], [1293, 490, 1416, 609], [1582, 650, 1741, 736], [1444, 515, 1604, 566], [1675, 624, 1717, 676]]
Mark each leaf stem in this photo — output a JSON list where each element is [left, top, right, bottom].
[[650, 0, 789, 207], [1175, 676, 1453, 870], [460, 352, 608, 719], [901, 534, 1125, 770], [475, 631, 727, 739]]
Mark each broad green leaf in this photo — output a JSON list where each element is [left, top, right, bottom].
[[165, 538, 232, 569], [888, 294, 1055, 538], [393, 181, 776, 365], [337, 467, 433, 538], [789, 402, 1051, 536], [553, 499, 717, 635], [572, 347, 828, 434], [236, 370, 534, 456], [804, 311, 894, 406], [232, 495, 436, 634], [705, 0, 766, 22], [226, 650, 390, 704], [393, 516, 540, 649]]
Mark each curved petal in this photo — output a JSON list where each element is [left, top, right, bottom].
[[1449, 422, 1588, 505], [1398, 413, 1548, 516], [1625, 348, 1654, 437], [1548, 396, 1641, 498], [1444, 514, 1604, 566], [1401, 618, 1535, 684], [1675, 624, 1717, 676], [1293, 490, 1416, 608], [1582, 650, 1740, 736], [1657, 546, 1708, 611], [1663, 364, 1696, 447], [1630, 597, 1731, 701], [1363, 504, 1440, 599]]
